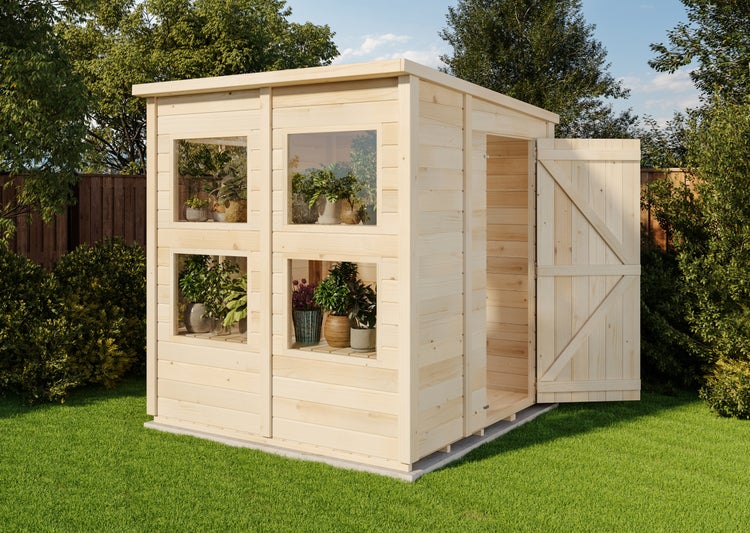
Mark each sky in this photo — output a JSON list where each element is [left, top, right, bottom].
[[287, 0, 700, 124]]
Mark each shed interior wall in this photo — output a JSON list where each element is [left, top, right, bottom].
[[484, 135, 535, 423]]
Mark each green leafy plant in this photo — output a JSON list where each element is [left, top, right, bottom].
[[178, 255, 239, 323], [293, 163, 359, 210], [184, 196, 209, 209], [347, 278, 376, 329], [313, 262, 358, 317], [222, 275, 248, 328], [350, 130, 377, 222], [52, 239, 147, 386], [0, 244, 56, 400]]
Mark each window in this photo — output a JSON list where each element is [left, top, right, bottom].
[[176, 254, 248, 342], [288, 259, 376, 358], [176, 137, 247, 223], [288, 130, 377, 225]]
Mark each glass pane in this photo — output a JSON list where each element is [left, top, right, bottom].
[[176, 254, 248, 342], [176, 137, 247, 222], [288, 130, 377, 225]]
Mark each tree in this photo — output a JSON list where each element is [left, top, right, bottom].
[[637, 113, 691, 169], [440, 0, 634, 137], [642, 1, 750, 415], [650, 0, 750, 106], [668, 101, 750, 417], [0, 1, 88, 238], [60, 0, 338, 174]]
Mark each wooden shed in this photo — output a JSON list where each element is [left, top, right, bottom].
[[133, 59, 640, 478]]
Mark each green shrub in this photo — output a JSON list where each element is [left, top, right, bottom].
[[640, 244, 706, 391], [0, 240, 146, 402], [644, 102, 750, 417], [51, 239, 146, 384], [0, 244, 58, 400], [701, 358, 750, 419]]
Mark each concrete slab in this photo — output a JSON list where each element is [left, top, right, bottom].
[[144, 402, 558, 482]]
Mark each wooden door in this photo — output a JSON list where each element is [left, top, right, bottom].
[[536, 139, 640, 402]]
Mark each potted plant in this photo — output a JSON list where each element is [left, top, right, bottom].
[[291, 278, 322, 344], [218, 171, 247, 223], [211, 201, 227, 222], [347, 278, 376, 351], [293, 163, 358, 224], [184, 196, 209, 222], [313, 261, 358, 347], [178, 255, 239, 333], [222, 274, 247, 333], [291, 171, 321, 224]]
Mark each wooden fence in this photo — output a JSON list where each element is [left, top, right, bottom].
[[2, 174, 146, 269]]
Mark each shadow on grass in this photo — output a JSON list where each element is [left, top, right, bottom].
[[446, 390, 700, 469], [0, 375, 146, 418]]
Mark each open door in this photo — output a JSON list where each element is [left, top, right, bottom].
[[536, 139, 640, 403]]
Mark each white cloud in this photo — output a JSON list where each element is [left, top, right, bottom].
[[620, 67, 695, 94], [373, 46, 447, 70], [335, 33, 411, 63]]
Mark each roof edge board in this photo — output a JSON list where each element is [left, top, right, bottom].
[[132, 58, 559, 124]]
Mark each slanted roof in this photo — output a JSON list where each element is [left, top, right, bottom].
[[132, 58, 559, 124]]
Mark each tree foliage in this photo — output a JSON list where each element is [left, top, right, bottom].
[[638, 113, 691, 169], [60, 0, 338, 173], [0, 1, 88, 238], [440, 0, 635, 137], [646, 100, 750, 414], [678, 102, 750, 363], [650, 0, 750, 106]]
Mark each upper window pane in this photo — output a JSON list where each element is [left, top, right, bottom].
[[289, 130, 377, 226], [177, 137, 247, 223]]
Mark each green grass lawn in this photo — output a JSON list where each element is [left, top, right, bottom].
[[2, 380, 749, 532]]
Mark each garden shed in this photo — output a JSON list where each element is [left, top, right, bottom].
[[133, 59, 640, 478]]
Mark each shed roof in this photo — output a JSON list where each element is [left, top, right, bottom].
[[132, 58, 559, 124]]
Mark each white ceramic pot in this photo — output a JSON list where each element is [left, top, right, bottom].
[[185, 207, 208, 222], [317, 198, 341, 224], [350, 327, 376, 351], [184, 302, 212, 333]]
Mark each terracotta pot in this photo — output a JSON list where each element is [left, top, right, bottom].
[[323, 314, 350, 347], [350, 327, 376, 351], [225, 199, 247, 222], [340, 199, 361, 225]]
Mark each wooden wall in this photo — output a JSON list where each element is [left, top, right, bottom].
[[414, 81, 466, 459], [151, 89, 267, 439], [270, 78, 403, 468], [640, 167, 690, 251]]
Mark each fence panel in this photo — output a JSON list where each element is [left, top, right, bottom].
[[2, 173, 146, 269]]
